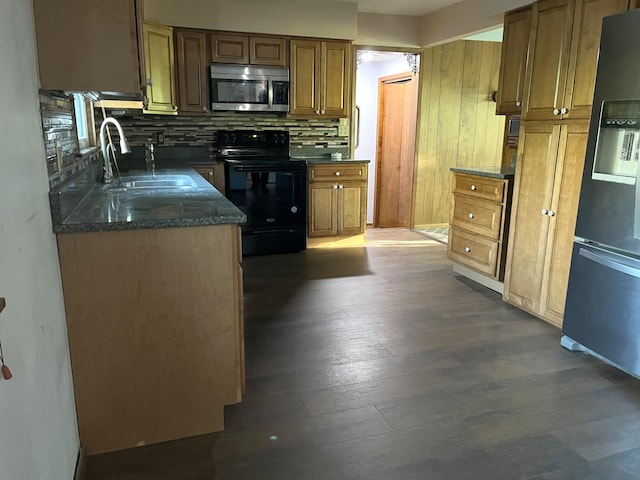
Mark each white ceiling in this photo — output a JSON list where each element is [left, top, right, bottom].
[[330, 0, 464, 16]]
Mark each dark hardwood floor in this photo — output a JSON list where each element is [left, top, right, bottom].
[[85, 228, 640, 479]]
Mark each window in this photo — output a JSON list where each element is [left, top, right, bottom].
[[73, 93, 95, 150]]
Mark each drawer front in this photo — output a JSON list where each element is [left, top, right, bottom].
[[451, 195, 503, 240], [309, 164, 368, 182], [447, 227, 499, 277], [452, 173, 505, 202]]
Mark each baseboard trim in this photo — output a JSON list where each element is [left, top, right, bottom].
[[452, 263, 504, 294], [74, 445, 86, 480]]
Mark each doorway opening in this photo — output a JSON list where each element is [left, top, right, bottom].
[[353, 49, 421, 228]]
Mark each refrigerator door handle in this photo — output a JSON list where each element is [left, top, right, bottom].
[[579, 246, 640, 279]]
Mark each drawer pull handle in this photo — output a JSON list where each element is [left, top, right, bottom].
[[470, 185, 477, 191], [335, 172, 341, 176], [465, 247, 471, 253], [468, 213, 475, 219]]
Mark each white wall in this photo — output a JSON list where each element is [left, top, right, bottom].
[[0, 1, 79, 478], [354, 54, 415, 224], [145, 0, 358, 40], [355, 13, 421, 47]]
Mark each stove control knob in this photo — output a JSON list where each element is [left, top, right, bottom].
[[291, 206, 298, 213]]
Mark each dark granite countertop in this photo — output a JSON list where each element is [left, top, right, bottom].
[[302, 157, 371, 165], [50, 168, 246, 234], [450, 166, 515, 179]]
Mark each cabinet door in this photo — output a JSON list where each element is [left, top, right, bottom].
[[143, 22, 177, 114], [503, 122, 560, 312], [522, 0, 575, 121], [250, 36, 288, 66], [321, 41, 351, 117], [193, 166, 215, 185], [33, 0, 141, 93], [496, 6, 532, 115], [210, 33, 249, 64], [539, 123, 588, 326], [337, 183, 366, 235], [562, 0, 630, 120], [290, 40, 322, 115], [309, 182, 338, 237], [175, 30, 208, 114]]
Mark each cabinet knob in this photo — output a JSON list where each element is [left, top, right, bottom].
[[333, 184, 339, 189], [465, 247, 471, 253], [321, 110, 325, 115], [553, 109, 560, 115], [338, 185, 344, 189], [470, 185, 477, 191], [547, 210, 556, 217], [203, 106, 207, 112], [541, 208, 548, 215], [316, 110, 320, 115], [560, 108, 568, 114], [468, 213, 475, 219], [335, 172, 341, 176], [516, 101, 521, 107]]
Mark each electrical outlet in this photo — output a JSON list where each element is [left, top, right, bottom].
[[156, 131, 165, 145]]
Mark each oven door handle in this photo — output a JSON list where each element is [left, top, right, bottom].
[[232, 165, 305, 173]]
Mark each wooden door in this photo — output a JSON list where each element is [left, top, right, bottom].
[[496, 6, 532, 114], [143, 22, 177, 114], [290, 39, 321, 115], [210, 33, 249, 64], [250, 36, 288, 66], [562, 0, 631, 120], [322, 41, 351, 117], [175, 30, 208, 114], [375, 73, 418, 228], [308, 183, 338, 237], [338, 183, 366, 235], [522, 0, 575, 121], [503, 122, 560, 312], [539, 123, 588, 326]]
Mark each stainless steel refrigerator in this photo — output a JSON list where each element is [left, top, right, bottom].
[[562, 8, 640, 378]]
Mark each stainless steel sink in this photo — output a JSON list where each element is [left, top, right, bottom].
[[115, 175, 198, 190]]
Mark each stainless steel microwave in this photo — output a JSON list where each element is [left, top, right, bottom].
[[210, 64, 289, 112]]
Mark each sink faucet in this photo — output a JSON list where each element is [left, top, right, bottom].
[[145, 142, 156, 175], [99, 117, 131, 183]]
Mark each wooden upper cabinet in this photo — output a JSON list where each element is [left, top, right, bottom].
[[210, 33, 288, 66], [175, 29, 209, 113], [290, 39, 351, 117], [33, 0, 141, 93], [522, 0, 632, 121], [496, 6, 532, 114], [143, 22, 177, 114]]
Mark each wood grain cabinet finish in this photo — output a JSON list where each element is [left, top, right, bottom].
[[175, 29, 209, 113], [308, 163, 367, 237], [447, 173, 512, 280], [142, 22, 178, 114], [522, 0, 631, 121], [496, 6, 532, 115], [192, 164, 226, 195], [210, 33, 288, 66], [57, 225, 244, 455], [33, 0, 142, 93], [290, 39, 351, 117], [503, 122, 588, 327]]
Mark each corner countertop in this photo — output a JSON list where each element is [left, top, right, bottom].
[[450, 166, 515, 179], [50, 168, 246, 234]]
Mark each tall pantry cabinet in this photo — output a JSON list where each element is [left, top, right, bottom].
[[503, 0, 634, 327]]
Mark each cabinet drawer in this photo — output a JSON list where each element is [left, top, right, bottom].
[[452, 173, 505, 202], [451, 195, 503, 240], [448, 227, 499, 277], [309, 164, 367, 182]]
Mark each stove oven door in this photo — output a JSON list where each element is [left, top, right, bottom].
[[225, 162, 307, 255]]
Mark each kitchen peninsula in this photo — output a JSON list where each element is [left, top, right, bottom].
[[50, 168, 246, 455]]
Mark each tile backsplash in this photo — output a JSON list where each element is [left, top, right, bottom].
[[41, 90, 350, 190]]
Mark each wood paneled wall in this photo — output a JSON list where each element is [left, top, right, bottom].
[[413, 40, 506, 227]]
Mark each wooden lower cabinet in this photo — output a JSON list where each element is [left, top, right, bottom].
[[308, 163, 367, 237], [192, 163, 226, 195], [447, 172, 512, 283], [503, 121, 588, 327], [57, 224, 244, 454]]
